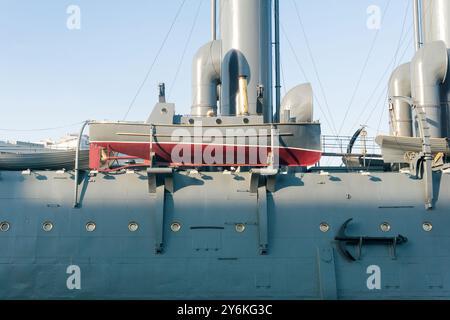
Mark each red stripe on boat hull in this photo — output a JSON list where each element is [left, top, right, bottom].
[[91, 142, 322, 167]]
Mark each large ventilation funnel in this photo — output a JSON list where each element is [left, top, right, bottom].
[[420, 0, 450, 137], [220, 0, 273, 122], [411, 40, 448, 138], [421, 0, 450, 47]]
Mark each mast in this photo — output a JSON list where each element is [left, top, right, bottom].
[[413, 0, 422, 51], [211, 0, 217, 41], [274, 0, 281, 122]]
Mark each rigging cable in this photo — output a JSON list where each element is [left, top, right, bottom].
[[362, 39, 412, 128], [280, 59, 287, 96], [167, 0, 204, 100], [348, 0, 412, 134], [281, 23, 338, 136], [337, 0, 392, 136], [291, 0, 339, 136], [362, 38, 413, 169], [123, 0, 187, 120], [0, 121, 86, 132], [357, 0, 435, 133]]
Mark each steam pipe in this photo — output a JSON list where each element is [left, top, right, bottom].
[[73, 120, 89, 208], [388, 63, 413, 137], [238, 76, 249, 115], [211, 0, 217, 41], [274, 0, 281, 122], [191, 40, 222, 117], [413, 0, 422, 52], [411, 41, 448, 138]]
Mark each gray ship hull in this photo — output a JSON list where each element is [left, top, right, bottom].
[[0, 150, 89, 171], [1, 169, 449, 299]]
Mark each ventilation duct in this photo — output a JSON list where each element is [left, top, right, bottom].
[[411, 40, 448, 138], [191, 40, 222, 117], [388, 63, 413, 137]]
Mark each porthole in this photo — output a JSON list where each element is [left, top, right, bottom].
[[380, 222, 391, 232], [0, 222, 10, 232], [128, 222, 139, 232], [42, 221, 53, 232], [319, 222, 330, 233], [243, 118, 250, 124], [216, 118, 223, 125], [235, 223, 246, 233], [188, 118, 195, 125], [423, 222, 433, 232], [86, 222, 96, 232], [171, 222, 181, 232], [160, 107, 168, 114]]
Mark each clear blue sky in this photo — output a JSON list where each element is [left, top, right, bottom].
[[0, 0, 413, 142]]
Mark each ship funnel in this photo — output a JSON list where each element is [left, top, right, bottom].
[[421, 0, 450, 47], [411, 40, 448, 138], [220, 0, 273, 122], [419, 0, 450, 137]]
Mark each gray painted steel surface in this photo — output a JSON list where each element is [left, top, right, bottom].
[[0, 170, 450, 299]]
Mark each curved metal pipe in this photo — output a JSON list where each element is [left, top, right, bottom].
[[191, 40, 222, 117], [73, 120, 89, 208], [388, 63, 413, 137], [347, 127, 364, 155], [411, 40, 448, 138]]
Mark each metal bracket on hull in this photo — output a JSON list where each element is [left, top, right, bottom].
[[335, 219, 408, 262], [413, 105, 434, 210], [316, 247, 338, 300], [147, 168, 174, 254], [257, 185, 269, 255], [250, 170, 277, 193], [147, 168, 174, 194], [153, 185, 165, 254]]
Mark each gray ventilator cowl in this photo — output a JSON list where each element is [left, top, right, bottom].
[[411, 40, 448, 138], [191, 40, 222, 117], [388, 63, 413, 137], [280, 83, 313, 123]]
